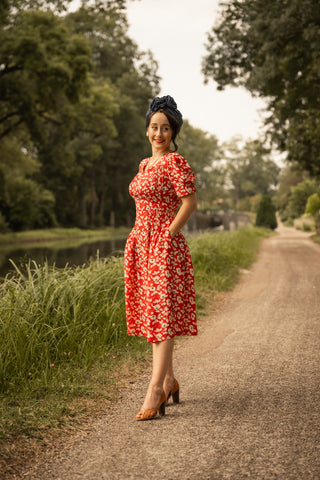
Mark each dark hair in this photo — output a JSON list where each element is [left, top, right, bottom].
[[146, 109, 181, 152]]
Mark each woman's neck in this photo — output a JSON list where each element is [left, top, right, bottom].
[[151, 147, 170, 159]]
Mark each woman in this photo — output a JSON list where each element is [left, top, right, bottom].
[[124, 95, 197, 421]]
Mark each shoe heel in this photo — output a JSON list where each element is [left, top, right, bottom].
[[159, 400, 166, 417], [172, 389, 179, 404]]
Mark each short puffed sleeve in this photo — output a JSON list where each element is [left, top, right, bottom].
[[167, 153, 196, 197]]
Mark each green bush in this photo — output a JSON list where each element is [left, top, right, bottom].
[[305, 193, 320, 216], [5, 178, 57, 231], [255, 196, 277, 230], [287, 180, 318, 219]]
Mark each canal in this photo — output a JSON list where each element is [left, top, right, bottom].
[[0, 237, 127, 278]]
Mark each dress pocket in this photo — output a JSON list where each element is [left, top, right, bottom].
[[165, 227, 173, 244]]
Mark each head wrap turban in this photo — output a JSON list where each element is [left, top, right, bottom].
[[145, 95, 183, 129]]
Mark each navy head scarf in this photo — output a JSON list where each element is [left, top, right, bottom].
[[145, 95, 183, 129]]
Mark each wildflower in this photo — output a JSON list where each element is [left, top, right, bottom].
[[50, 363, 55, 367]]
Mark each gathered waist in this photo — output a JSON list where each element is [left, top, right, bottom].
[[134, 198, 176, 229]]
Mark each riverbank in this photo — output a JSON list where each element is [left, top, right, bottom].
[[0, 226, 272, 476], [0, 227, 131, 247]]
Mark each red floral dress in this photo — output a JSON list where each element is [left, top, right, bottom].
[[124, 151, 197, 343]]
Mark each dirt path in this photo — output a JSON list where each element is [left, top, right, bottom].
[[18, 224, 320, 479]]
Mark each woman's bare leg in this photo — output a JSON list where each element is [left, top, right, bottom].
[[141, 338, 174, 410], [163, 348, 175, 399]]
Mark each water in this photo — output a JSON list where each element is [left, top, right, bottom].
[[0, 212, 251, 278], [0, 238, 127, 278]]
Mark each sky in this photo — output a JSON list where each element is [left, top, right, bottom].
[[125, 0, 267, 143]]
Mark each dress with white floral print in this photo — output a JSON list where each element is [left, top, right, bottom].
[[124, 151, 197, 343]]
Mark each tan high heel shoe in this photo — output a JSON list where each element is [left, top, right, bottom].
[[136, 391, 166, 421], [166, 379, 179, 405]]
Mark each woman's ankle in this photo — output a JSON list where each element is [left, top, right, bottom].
[[163, 374, 175, 386], [148, 382, 164, 397]]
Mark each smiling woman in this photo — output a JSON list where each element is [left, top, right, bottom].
[[124, 95, 198, 421]]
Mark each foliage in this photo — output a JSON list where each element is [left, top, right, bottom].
[[0, 0, 283, 231], [286, 180, 318, 220], [202, 0, 320, 177], [179, 121, 223, 209], [222, 137, 279, 209], [305, 193, 320, 217], [0, 10, 92, 142], [0, 137, 57, 230], [4, 178, 56, 231], [255, 196, 277, 230], [249, 194, 263, 213], [274, 164, 307, 219], [180, 132, 280, 212], [0, 1, 161, 231]]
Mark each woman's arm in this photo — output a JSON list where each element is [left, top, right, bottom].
[[168, 192, 197, 238]]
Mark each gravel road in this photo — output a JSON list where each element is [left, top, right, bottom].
[[20, 224, 320, 479]]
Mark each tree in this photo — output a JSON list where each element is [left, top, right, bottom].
[[0, 136, 56, 230], [178, 121, 224, 209], [202, 0, 320, 177], [255, 196, 277, 230], [274, 164, 305, 213], [222, 137, 279, 208], [0, 1, 162, 230], [0, 10, 92, 143], [64, 5, 161, 227]]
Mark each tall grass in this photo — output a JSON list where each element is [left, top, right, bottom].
[[0, 255, 141, 396], [191, 226, 268, 294], [0, 226, 269, 441]]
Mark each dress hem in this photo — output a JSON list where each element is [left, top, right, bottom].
[[127, 331, 198, 344]]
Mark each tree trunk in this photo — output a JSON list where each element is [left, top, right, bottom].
[[90, 180, 96, 227]]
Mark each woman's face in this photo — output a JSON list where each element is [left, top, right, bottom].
[[147, 112, 173, 154]]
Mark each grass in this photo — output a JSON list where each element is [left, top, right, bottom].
[[0, 255, 149, 439], [190, 226, 270, 312], [0, 226, 270, 463]]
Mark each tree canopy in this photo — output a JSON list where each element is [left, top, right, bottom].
[[0, 0, 161, 231], [0, 0, 282, 232], [202, 0, 320, 177]]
